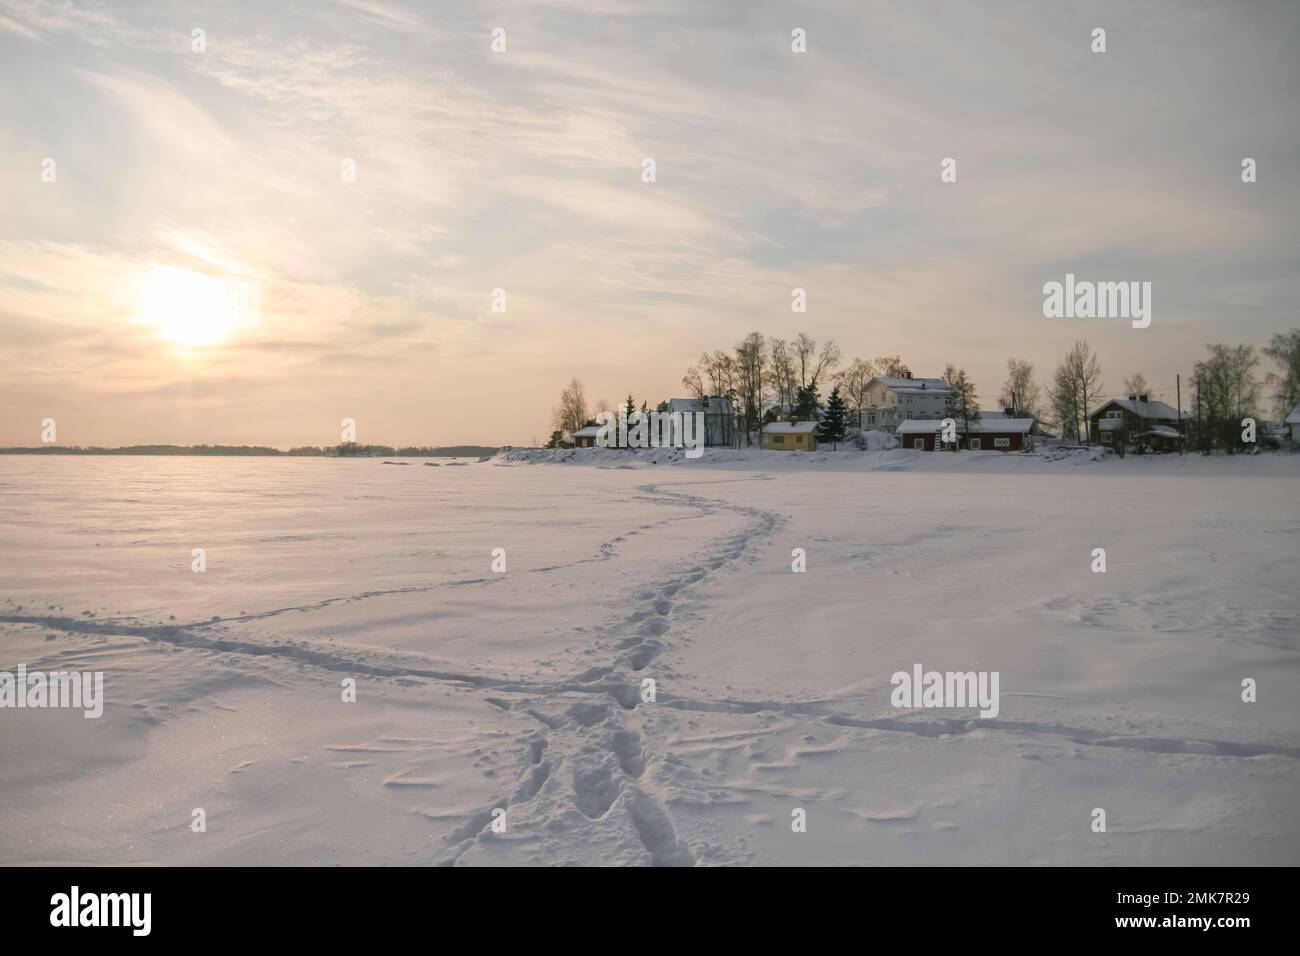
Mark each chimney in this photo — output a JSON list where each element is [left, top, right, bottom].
[[1128, 394, 1137, 402], [1138, 393, 1148, 403], [905, 371, 912, 379]]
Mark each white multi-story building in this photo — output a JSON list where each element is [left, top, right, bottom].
[[666, 395, 735, 446], [860, 374, 952, 432]]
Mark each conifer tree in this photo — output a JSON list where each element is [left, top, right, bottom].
[[817, 386, 849, 449], [793, 384, 821, 421]]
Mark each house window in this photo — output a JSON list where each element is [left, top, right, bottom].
[[772, 435, 785, 444], [969, 438, 981, 450], [993, 437, 1010, 448], [913, 438, 925, 450], [1101, 432, 1112, 443], [1106, 410, 1123, 419]]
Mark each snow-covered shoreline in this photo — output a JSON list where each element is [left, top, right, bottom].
[[497, 444, 1099, 467], [496, 442, 1300, 475]]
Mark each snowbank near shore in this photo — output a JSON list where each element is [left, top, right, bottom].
[[495, 444, 1300, 480], [497, 443, 1113, 468]]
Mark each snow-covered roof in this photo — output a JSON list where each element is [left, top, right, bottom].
[[1092, 398, 1180, 420], [1141, 425, 1181, 439], [895, 420, 941, 434], [1285, 404, 1300, 426], [766, 421, 818, 434], [872, 376, 952, 393], [970, 418, 1035, 433], [571, 425, 602, 438], [895, 417, 1034, 435]]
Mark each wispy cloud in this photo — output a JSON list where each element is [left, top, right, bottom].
[[1, 0, 1298, 445]]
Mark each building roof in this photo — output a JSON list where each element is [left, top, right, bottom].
[[571, 425, 602, 438], [765, 421, 818, 434], [1141, 425, 1181, 439], [969, 418, 1035, 434], [896, 419, 945, 435], [1092, 398, 1180, 420], [895, 417, 1034, 435], [871, 376, 952, 394], [1285, 404, 1300, 426]]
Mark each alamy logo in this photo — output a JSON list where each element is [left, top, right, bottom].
[[0, 665, 103, 718], [1042, 273, 1151, 328], [891, 663, 1000, 718], [50, 886, 151, 936], [594, 410, 706, 459]]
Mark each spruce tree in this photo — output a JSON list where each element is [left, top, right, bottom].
[[794, 384, 821, 421], [817, 386, 848, 449]]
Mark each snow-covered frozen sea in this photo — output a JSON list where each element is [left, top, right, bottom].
[[1, 450, 1298, 865]]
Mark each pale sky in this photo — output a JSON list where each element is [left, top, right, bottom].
[[2, 0, 1298, 447]]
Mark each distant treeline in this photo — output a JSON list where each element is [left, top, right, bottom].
[[291, 443, 500, 457], [0, 443, 500, 457]]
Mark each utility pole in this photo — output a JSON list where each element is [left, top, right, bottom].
[[1176, 373, 1183, 455], [1195, 374, 1202, 455]]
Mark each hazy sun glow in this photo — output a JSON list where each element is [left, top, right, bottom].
[[135, 265, 254, 348]]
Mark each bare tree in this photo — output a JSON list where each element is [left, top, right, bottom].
[[834, 357, 877, 427], [768, 338, 796, 413], [1263, 329, 1300, 416], [1193, 343, 1260, 451], [1000, 359, 1040, 417], [551, 378, 589, 436], [681, 365, 705, 400], [794, 333, 817, 388], [1123, 372, 1150, 397], [811, 338, 841, 388], [790, 330, 842, 387], [792, 332, 840, 389], [1069, 341, 1103, 436], [875, 354, 911, 378], [1045, 360, 1080, 442], [943, 364, 980, 439], [735, 332, 767, 445], [1045, 341, 1102, 442], [699, 350, 737, 397]]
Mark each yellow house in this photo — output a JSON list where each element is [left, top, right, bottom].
[[763, 421, 818, 451]]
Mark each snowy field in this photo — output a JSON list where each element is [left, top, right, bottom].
[[1, 450, 1298, 866]]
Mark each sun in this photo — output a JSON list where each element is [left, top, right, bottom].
[[135, 265, 256, 348]]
